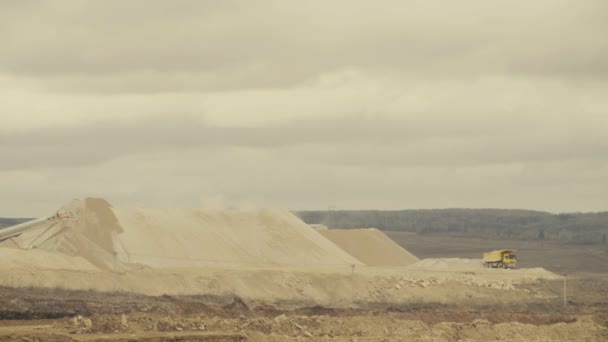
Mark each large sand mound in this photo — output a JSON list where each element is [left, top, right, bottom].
[[0, 199, 559, 305], [111, 205, 361, 268], [319, 228, 419, 266], [0, 248, 97, 272], [2, 198, 361, 270]]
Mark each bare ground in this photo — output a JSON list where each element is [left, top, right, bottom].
[[0, 275, 606, 341], [1, 229, 606, 340]]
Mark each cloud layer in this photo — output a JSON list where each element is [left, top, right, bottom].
[[1, 1, 607, 216]]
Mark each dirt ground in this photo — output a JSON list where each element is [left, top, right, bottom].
[[0, 273, 606, 341]]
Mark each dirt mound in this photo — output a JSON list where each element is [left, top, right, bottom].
[[2, 198, 361, 270], [111, 205, 361, 268], [0, 248, 97, 272], [409, 258, 485, 270], [0, 199, 561, 306], [409, 258, 560, 280], [319, 228, 418, 266], [2, 199, 121, 270]]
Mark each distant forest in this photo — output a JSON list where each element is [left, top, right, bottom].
[[296, 209, 608, 245], [3, 210, 608, 245]]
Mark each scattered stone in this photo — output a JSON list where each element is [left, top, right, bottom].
[[274, 314, 288, 323]]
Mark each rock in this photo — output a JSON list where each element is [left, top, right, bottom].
[[472, 319, 491, 326], [224, 297, 253, 317], [394, 284, 401, 290], [82, 318, 93, 329], [274, 314, 288, 323]]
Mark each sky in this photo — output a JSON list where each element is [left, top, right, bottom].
[[1, 0, 607, 216]]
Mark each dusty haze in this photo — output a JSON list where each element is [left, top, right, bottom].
[[1, 1, 607, 216]]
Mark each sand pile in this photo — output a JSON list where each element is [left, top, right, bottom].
[[0, 198, 560, 305], [409, 258, 485, 270], [409, 258, 560, 280], [111, 205, 361, 268], [319, 228, 418, 266], [0, 248, 97, 272], [2, 199, 121, 270], [2, 198, 361, 270]]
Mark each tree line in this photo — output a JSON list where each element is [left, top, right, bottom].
[[295, 209, 608, 245]]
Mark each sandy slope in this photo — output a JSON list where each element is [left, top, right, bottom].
[[112, 206, 361, 268], [0, 198, 560, 307], [319, 228, 419, 266], [0, 248, 97, 272], [2, 198, 361, 270]]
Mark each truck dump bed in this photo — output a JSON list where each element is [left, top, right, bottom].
[[483, 249, 514, 263]]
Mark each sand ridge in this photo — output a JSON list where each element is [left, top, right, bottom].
[[319, 228, 419, 266], [0, 198, 560, 307], [111, 205, 362, 268], [1, 198, 362, 270]]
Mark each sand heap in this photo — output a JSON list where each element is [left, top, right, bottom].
[[409, 258, 561, 279], [1, 199, 120, 270], [2, 198, 361, 270], [319, 228, 418, 266]]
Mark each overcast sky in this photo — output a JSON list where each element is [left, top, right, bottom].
[[1, 0, 607, 216]]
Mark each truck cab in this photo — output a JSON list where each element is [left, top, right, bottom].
[[504, 253, 516, 263]]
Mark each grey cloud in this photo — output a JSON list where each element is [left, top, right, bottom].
[[5, 146, 605, 217], [0, 116, 468, 170], [2, 115, 606, 172], [1, 1, 607, 215], [1, 0, 607, 93]]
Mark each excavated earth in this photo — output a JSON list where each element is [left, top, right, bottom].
[[0, 278, 606, 341], [0, 198, 606, 341]]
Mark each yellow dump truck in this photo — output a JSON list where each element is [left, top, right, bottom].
[[483, 249, 517, 269]]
